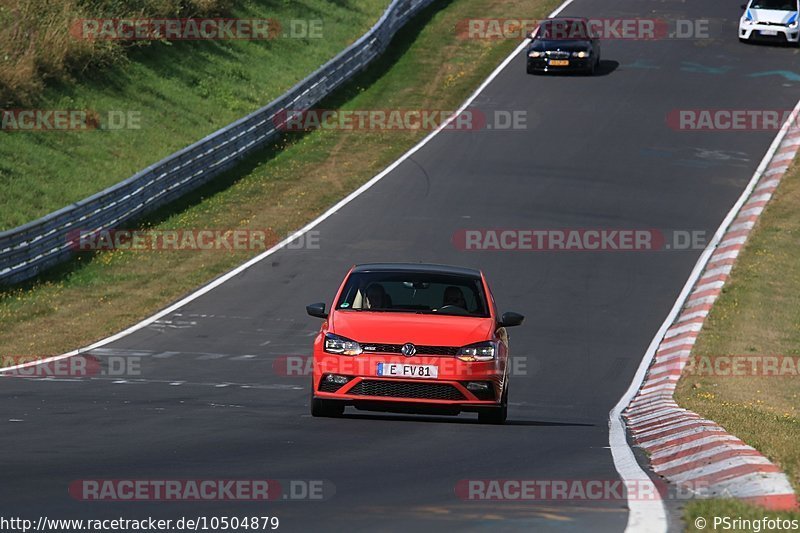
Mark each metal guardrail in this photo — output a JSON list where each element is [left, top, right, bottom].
[[0, 0, 434, 285]]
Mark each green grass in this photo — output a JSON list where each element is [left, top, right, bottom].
[[0, 0, 231, 106], [0, 0, 560, 357], [675, 159, 800, 526], [0, 0, 386, 230]]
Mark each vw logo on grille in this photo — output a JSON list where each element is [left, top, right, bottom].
[[401, 343, 417, 357]]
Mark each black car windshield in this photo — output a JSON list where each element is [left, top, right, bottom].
[[336, 271, 490, 317], [535, 19, 590, 40], [751, 0, 796, 9]]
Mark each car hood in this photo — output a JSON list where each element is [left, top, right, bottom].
[[747, 8, 798, 24], [529, 39, 592, 51], [330, 311, 495, 346]]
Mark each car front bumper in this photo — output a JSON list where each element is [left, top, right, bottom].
[[527, 56, 595, 72], [312, 353, 505, 409], [739, 22, 799, 42]]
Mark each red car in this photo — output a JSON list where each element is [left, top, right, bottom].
[[306, 263, 524, 424]]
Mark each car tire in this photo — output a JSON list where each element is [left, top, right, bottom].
[[478, 383, 508, 424], [587, 57, 599, 76], [311, 396, 345, 417], [526, 65, 538, 75]]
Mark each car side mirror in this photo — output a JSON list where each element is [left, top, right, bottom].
[[306, 302, 328, 319], [498, 311, 525, 328]]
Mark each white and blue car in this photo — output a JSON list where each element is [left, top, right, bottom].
[[739, 0, 800, 44]]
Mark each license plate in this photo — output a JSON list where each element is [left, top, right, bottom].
[[550, 59, 569, 66], [376, 363, 438, 379], [760, 30, 778, 36]]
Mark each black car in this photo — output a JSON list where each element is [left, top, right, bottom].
[[526, 18, 601, 75]]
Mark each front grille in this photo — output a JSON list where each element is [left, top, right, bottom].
[[754, 31, 789, 40], [348, 380, 466, 400], [546, 51, 570, 59], [361, 343, 458, 356], [419, 345, 460, 356]]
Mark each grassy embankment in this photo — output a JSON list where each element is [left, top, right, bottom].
[[0, 0, 385, 229], [0, 0, 558, 359]]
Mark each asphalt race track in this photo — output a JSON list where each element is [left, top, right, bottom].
[[2, 0, 799, 531]]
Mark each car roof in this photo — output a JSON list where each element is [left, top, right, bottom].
[[351, 263, 482, 278], [539, 17, 588, 27]]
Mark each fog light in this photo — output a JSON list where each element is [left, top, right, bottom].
[[324, 374, 350, 385], [466, 382, 490, 391]]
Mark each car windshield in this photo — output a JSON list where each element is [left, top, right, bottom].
[[751, 0, 796, 9], [536, 19, 590, 40], [336, 271, 490, 317]]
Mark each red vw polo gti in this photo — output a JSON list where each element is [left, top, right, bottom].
[[306, 263, 524, 424]]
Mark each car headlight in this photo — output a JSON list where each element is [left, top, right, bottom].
[[789, 20, 798, 28], [324, 333, 362, 356], [528, 50, 545, 58], [743, 10, 754, 24], [572, 50, 590, 58], [457, 341, 497, 362]]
